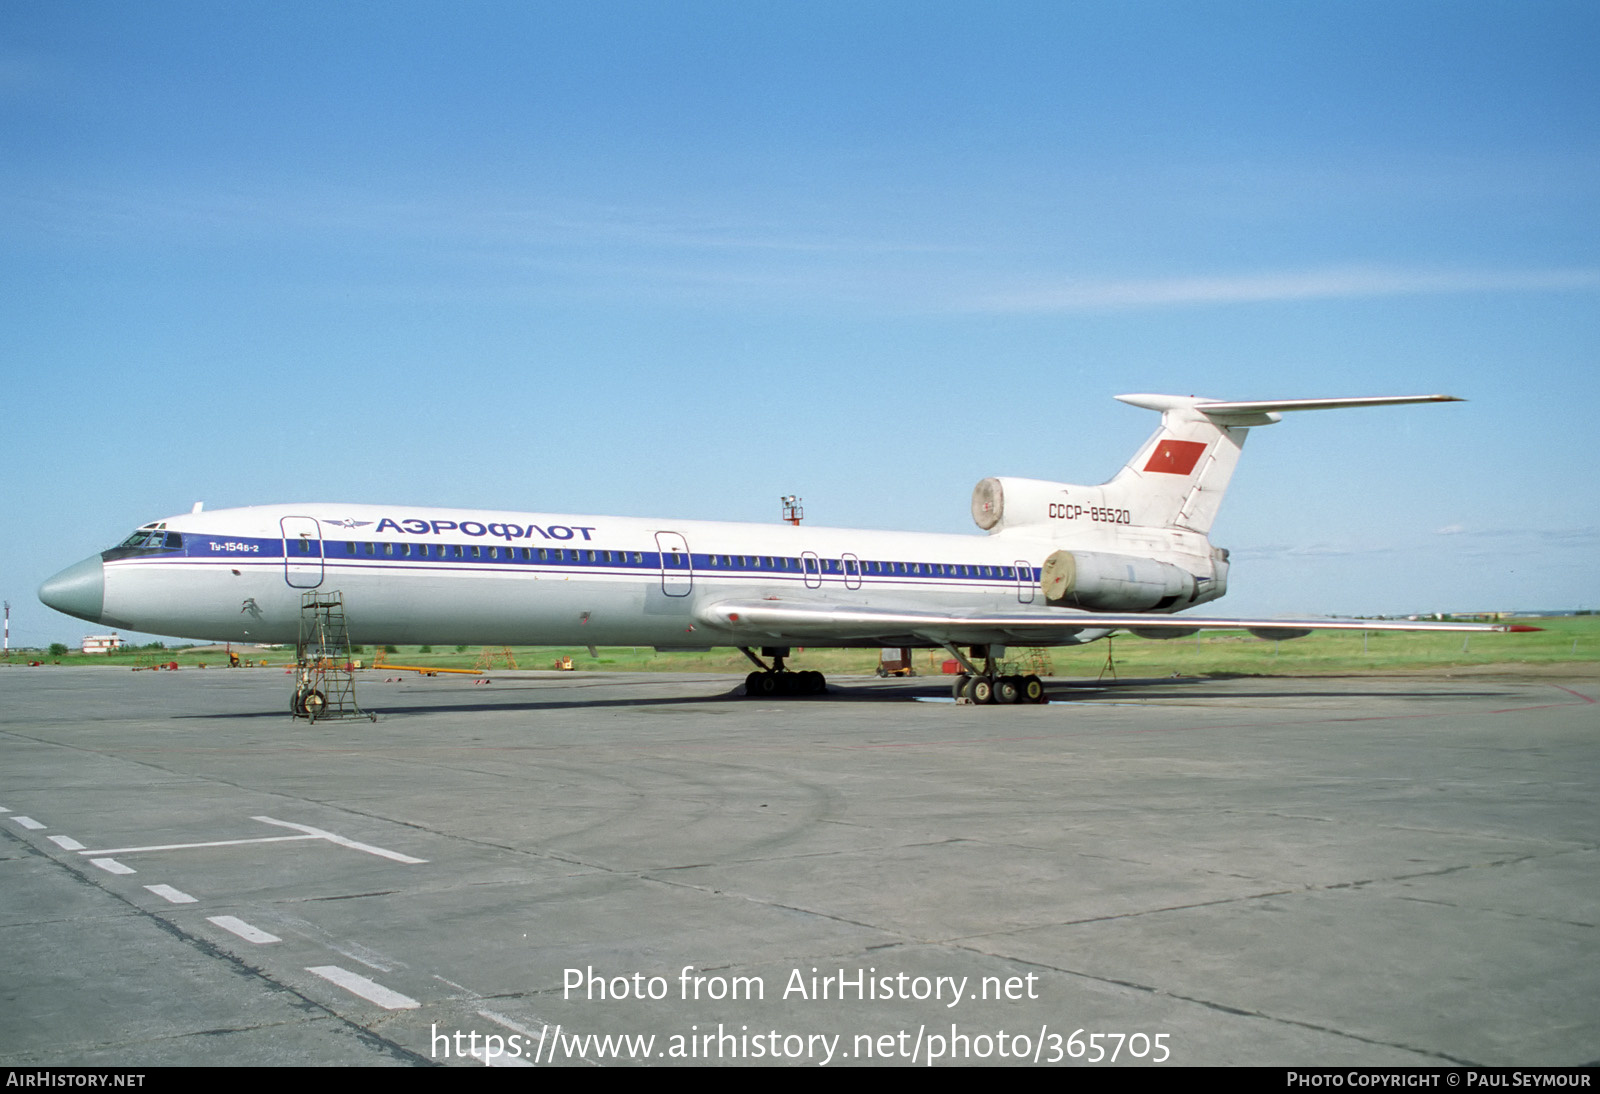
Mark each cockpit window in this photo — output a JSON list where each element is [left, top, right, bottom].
[[110, 530, 183, 553]]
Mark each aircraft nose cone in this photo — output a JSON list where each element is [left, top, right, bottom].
[[39, 556, 105, 623]]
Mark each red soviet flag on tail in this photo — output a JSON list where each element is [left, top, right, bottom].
[[1143, 439, 1207, 475]]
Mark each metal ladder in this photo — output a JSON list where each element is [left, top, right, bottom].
[[294, 591, 374, 722]]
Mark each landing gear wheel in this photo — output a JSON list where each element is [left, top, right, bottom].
[[998, 675, 1022, 704], [292, 688, 326, 719], [971, 676, 996, 705], [952, 673, 970, 701], [744, 668, 826, 698], [1022, 674, 1046, 704]]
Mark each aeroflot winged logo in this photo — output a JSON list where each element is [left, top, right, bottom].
[[326, 519, 373, 530], [1143, 440, 1207, 475]]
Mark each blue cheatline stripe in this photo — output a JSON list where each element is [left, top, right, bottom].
[[134, 533, 1039, 586]]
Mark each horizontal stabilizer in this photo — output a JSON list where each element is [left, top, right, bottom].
[[1116, 393, 1462, 416], [1193, 394, 1461, 414], [1091, 393, 1466, 534]]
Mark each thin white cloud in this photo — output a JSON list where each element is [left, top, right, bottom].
[[1432, 526, 1600, 543], [972, 266, 1600, 313], [1244, 526, 1600, 563], [1235, 542, 1398, 561]]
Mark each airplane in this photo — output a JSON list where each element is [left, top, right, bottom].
[[38, 393, 1536, 706]]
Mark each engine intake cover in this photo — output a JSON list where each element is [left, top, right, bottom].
[[971, 476, 1086, 532], [1041, 550, 1196, 612], [971, 477, 1006, 530]]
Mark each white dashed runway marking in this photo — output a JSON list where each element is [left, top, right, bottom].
[[307, 965, 420, 1010], [89, 857, 135, 875], [207, 916, 282, 944], [144, 884, 197, 904]]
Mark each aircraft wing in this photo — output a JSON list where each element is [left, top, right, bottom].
[[695, 598, 1537, 647]]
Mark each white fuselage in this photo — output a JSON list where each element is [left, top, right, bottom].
[[81, 502, 1219, 649]]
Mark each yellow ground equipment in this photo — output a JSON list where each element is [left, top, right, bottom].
[[378, 664, 483, 677]]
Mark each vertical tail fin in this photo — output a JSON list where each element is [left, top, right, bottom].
[[971, 394, 1459, 539], [1107, 394, 1252, 534], [1106, 394, 1461, 534]]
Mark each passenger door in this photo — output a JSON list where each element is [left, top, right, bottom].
[[280, 516, 324, 589], [801, 551, 822, 589], [1015, 559, 1035, 604], [655, 531, 693, 596]]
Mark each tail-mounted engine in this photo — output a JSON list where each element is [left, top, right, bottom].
[[1040, 549, 1196, 612], [972, 477, 1087, 532]]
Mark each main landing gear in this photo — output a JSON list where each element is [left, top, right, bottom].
[[739, 647, 827, 697], [951, 672, 1046, 705], [946, 645, 1048, 705]]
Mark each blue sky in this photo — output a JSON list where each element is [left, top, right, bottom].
[[4, 0, 1596, 647]]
